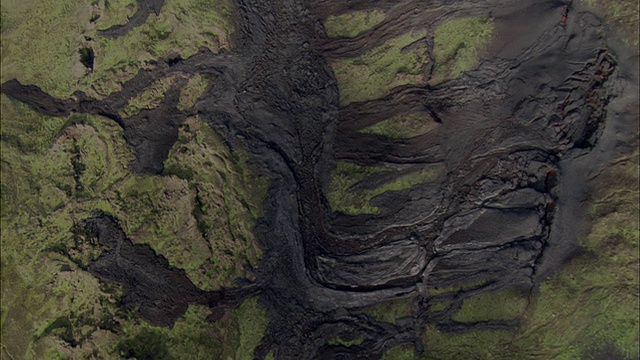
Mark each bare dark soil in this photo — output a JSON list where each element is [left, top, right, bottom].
[[1, 0, 638, 358]]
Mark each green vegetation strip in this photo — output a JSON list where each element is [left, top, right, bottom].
[[381, 344, 418, 360], [428, 302, 449, 312], [451, 288, 528, 323], [326, 161, 385, 215], [431, 16, 494, 84], [328, 336, 365, 347], [234, 297, 269, 360], [360, 112, 437, 139], [324, 9, 386, 38], [120, 75, 179, 118], [327, 162, 440, 215], [366, 296, 415, 324], [331, 31, 427, 106], [421, 327, 516, 360], [178, 73, 210, 111]]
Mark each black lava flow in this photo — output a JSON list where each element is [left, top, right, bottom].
[[2, 0, 638, 358]]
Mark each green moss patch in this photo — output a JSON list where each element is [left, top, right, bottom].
[[428, 302, 449, 312], [360, 112, 438, 139], [1, 252, 126, 360], [327, 162, 441, 215], [233, 297, 269, 360], [326, 161, 386, 215], [114, 300, 267, 360], [1, 1, 259, 358], [324, 9, 386, 38], [513, 156, 639, 359], [97, 0, 138, 30], [178, 73, 210, 111], [580, 0, 639, 47], [0, 95, 69, 155], [1, 0, 234, 98], [452, 288, 528, 323], [431, 17, 494, 84], [422, 326, 515, 360], [331, 32, 427, 106], [2, 111, 268, 292], [328, 336, 365, 347], [381, 344, 418, 360], [163, 118, 270, 289], [515, 152, 639, 359], [120, 75, 180, 118], [366, 296, 415, 324], [327, 336, 364, 347], [0, 0, 91, 97]]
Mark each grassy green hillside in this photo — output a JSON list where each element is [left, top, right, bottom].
[[1, 0, 270, 358], [330, 31, 428, 106], [0, 0, 234, 98]]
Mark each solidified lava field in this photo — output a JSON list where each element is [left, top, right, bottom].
[[1, 0, 638, 359]]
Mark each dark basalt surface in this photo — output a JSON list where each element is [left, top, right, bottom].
[[1, 0, 638, 358], [72, 213, 257, 327]]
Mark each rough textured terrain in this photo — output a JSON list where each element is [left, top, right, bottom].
[[1, 0, 638, 359]]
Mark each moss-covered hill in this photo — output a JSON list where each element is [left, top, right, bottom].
[[1, 0, 270, 358]]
